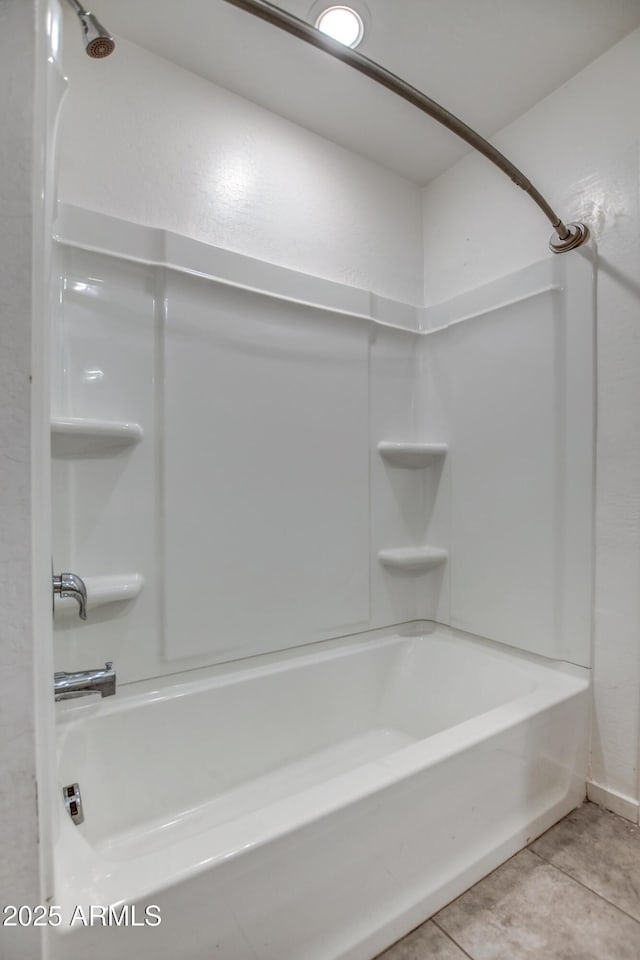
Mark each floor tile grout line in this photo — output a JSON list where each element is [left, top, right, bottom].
[[431, 917, 477, 960], [527, 848, 640, 926], [381, 806, 640, 958]]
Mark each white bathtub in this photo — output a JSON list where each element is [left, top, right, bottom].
[[50, 623, 589, 960]]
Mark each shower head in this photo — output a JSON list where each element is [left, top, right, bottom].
[[79, 11, 115, 58], [64, 0, 115, 58]]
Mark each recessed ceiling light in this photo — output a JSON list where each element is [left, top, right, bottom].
[[315, 6, 364, 48]]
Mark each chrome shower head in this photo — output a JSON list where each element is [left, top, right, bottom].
[[65, 0, 115, 58], [79, 11, 115, 58]]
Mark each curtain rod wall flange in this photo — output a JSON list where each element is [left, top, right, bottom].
[[221, 0, 589, 255]]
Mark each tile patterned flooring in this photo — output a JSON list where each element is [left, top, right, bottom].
[[376, 802, 640, 960]]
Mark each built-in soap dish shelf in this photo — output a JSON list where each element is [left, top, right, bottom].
[[377, 441, 448, 468], [51, 418, 143, 456], [55, 573, 144, 614], [378, 547, 448, 574]]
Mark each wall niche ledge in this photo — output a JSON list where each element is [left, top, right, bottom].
[[377, 441, 448, 468], [378, 546, 448, 574], [51, 417, 143, 456]]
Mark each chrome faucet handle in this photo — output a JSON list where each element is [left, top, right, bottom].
[[53, 571, 88, 620]]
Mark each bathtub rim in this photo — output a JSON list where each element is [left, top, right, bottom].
[[56, 619, 588, 723]]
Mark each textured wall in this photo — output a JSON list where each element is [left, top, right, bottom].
[[0, 1, 41, 958], [57, 33, 423, 306], [422, 28, 640, 816]]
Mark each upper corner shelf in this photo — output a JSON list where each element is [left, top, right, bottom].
[[378, 546, 448, 574], [51, 417, 143, 456], [377, 441, 448, 468]]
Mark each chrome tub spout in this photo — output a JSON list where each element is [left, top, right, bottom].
[[54, 662, 116, 700]]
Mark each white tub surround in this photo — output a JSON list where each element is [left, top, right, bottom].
[[51, 206, 595, 684], [50, 206, 426, 685], [52, 624, 589, 960], [421, 249, 596, 666]]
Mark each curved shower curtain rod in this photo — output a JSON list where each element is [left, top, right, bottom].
[[222, 0, 589, 254]]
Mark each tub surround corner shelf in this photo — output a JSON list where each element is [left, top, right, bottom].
[[51, 417, 143, 456], [378, 546, 448, 573], [55, 573, 144, 613], [377, 441, 448, 468]]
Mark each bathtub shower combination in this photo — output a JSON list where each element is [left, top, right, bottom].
[[47, 2, 595, 959]]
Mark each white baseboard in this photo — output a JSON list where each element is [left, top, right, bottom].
[[587, 780, 639, 823]]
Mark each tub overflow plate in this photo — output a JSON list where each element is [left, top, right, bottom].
[[63, 782, 84, 825]]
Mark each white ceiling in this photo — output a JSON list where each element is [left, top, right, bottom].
[[100, 0, 640, 184]]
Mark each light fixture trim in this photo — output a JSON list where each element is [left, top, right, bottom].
[[314, 5, 365, 48]]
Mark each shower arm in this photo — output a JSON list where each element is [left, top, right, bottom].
[[221, 0, 588, 254]]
